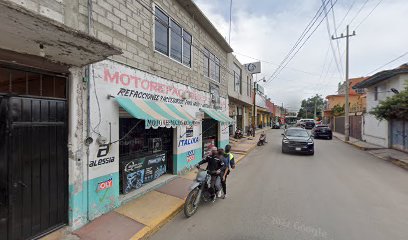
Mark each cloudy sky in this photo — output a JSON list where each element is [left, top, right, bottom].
[[194, 0, 408, 111]]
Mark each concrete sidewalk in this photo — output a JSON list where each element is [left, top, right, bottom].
[[333, 132, 408, 170], [332, 132, 385, 151], [50, 130, 270, 240]]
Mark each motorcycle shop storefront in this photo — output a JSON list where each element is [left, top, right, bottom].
[[200, 108, 234, 157], [115, 97, 196, 195], [0, 65, 69, 240]]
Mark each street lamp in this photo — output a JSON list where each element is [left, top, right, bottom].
[[252, 77, 266, 137], [391, 88, 400, 94]]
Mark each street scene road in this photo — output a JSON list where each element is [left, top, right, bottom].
[[150, 130, 408, 240]]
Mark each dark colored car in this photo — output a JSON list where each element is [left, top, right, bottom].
[[272, 122, 280, 129], [282, 128, 314, 155], [312, 125, 332, 140], [303, 120, 315, 129]]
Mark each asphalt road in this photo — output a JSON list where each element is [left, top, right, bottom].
[[149, 130, 408, 240]]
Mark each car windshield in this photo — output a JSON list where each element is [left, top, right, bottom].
[[285, 129, 309, 137]]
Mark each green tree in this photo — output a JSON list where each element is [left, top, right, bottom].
[[370, 86, 408, 121], [297, 94, 324, 119], [332, 104, 344, 116]]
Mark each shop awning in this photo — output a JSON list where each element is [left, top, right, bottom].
[[116, 97, 196, 129], [200, 108, 234, 125]]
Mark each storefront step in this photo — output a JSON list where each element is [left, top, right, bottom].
[[120, 174, 178, 205]]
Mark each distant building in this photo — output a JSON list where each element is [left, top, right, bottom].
[[228, 54, 253, 134], [324, 77, 368, 120]]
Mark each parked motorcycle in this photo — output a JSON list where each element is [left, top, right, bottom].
[[184, 167, 219, 217], [234, 128, 243, 139], [257, 133, 267, 146]]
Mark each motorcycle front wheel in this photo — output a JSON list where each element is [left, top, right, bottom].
[[184, 188, 200, 218]]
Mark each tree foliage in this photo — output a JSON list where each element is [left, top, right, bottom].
[[370, 87, 408, 121], [297, 94, 324, 119], [332, 104, 344, 116]]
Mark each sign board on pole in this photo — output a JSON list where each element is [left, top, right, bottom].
[[244, 62, 261, 74], [257, 84, 265, 95]]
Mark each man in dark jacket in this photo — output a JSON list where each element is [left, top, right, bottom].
[[197, 145, 225, 202]]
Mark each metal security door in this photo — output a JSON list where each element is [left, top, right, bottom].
[[391, 120, 408, 152], [0, 96, 8, 239], [6, 97, 68, 240], [349, 115, 362, 140]]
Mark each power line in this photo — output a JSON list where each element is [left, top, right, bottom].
[[265, 0, 338, 85], [323, 0, 344, 80], [336, 0, 357, 31], [266, 0, 332, 83], [234, 52, 322, 76], [354, 0, 385, 30], [329, 0, 344, 76], [366, 51, 408, 75], [348, 0, 370, 26]]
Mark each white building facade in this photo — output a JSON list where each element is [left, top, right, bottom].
[[355, 66, 408, 148]]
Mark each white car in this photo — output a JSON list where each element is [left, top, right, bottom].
[[297, 119, 314, 127]]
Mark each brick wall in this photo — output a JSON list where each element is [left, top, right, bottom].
[[7, 0, 229, 97]]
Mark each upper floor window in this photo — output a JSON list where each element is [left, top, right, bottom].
[[203, 48, 220, 82], [233, 63, 241, 93], [0, 67, 67, 99], [355, 88, 365, 94], [155, 7, 192, 67]]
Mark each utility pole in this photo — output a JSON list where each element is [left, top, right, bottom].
[[252, 77, 265, 136], [228, 0, 233, 44], [252, 82, 256, 137], [332, 25, 356, 141], [314, 98, 317, 120]]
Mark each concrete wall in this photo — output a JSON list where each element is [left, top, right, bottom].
[[8, 0, 229, 98], [66, 67, 89, 228], [363, 74, 407, 147], [227, 54, 252, 103], [227, 55, 252, 133]]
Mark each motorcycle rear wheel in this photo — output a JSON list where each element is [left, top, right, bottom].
[[184, 188, 200, 218]]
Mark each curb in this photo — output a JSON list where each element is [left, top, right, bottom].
[[334, 135, 408, 171], [333, 135, 384, 151], [134, 137, 261, 239], [61, 138, 262, 240], [134, 203, 184, 240], [366, 152, 408, 171]]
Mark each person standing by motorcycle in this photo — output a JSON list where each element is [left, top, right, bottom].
[[220, 144, 235, 199], [197, 145, 225, 202]]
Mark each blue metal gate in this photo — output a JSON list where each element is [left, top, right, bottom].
[[391, 120, 408, 152]]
